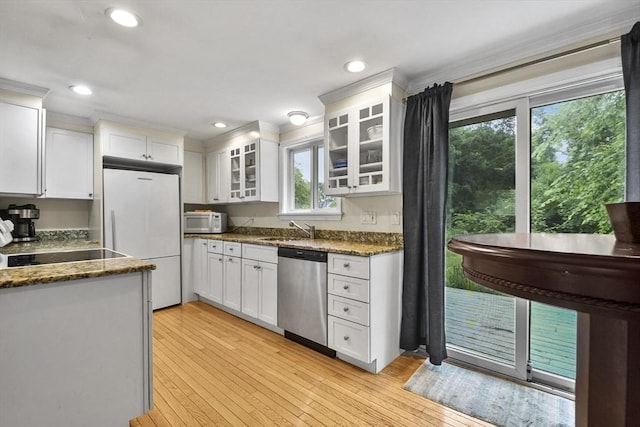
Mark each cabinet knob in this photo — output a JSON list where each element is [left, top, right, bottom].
[[142, 154, 148, 159], [147, 155, 153, 160], [343, 285, 349, 290], [229, 247, 233, 251], [218, 258, 223, 262], [343, 336, 349, 341], [202, 243, 207, 246], [343, 263, 350, 268], [343, 307, 349, 312]]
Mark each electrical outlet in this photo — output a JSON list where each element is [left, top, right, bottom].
[[360, 211, 377, 224], [391, 211, 401, 225]]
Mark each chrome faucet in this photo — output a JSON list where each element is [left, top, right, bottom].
[[289, 221, 315, 239]]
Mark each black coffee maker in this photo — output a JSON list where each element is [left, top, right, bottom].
[[0, 204, 40, 242]]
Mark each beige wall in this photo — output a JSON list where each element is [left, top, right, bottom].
[[0, 197, 90, 230], [220, 193, 402, 233]]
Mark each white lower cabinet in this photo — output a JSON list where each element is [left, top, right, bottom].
[[207, 241, 224, 304], [327, 251, 402, 373], [222, 241, 242, 311], [241, 244, 278, 326]]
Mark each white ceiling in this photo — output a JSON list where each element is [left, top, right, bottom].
[[0, 1, 638, 141]]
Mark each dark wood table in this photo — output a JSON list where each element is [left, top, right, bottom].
[[448, 233, 640, 427]]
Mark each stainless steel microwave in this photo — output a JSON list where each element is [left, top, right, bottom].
[[184, 212, 227, 233]]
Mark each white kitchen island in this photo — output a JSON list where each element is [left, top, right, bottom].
[[0, 254, 153, 427]]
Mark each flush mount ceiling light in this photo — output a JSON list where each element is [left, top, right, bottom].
[[288, 111, 309, 126], [344, 59, 366, 73], [105, 8, 142, 28], [69, 85, 92, 95], [213, 122, 227, 128]]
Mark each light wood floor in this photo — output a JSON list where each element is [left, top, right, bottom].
[[131, 301, 491, 426]]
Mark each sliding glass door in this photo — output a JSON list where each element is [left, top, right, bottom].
[[445, 83, 625, 390], [528, 89, 625, 387], [445, 102, 529, 380]]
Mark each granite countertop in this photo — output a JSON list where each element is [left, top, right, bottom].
[[184, 233, 404, 256], [0, 240, 155, 289]]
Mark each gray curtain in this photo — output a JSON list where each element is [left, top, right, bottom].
[[400, 82, 453, 365], [622, 22, 640, 201]]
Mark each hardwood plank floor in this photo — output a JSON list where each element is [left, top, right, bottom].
[[131, 301, 492, 426]]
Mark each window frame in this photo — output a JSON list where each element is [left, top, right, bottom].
[[279, 134, 342, 221]]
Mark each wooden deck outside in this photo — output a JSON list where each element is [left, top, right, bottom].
[[445, 287, 577, 379]]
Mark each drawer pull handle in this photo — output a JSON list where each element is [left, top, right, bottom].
[[343, 307, 349, 312], [343, 336, 349, 341], [343, 263, 350, 268], [343, 285, 349, 290]]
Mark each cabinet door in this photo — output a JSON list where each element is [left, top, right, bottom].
[[193, 239, 208, 295], [103, 130, 147, 161], [183, 151, 204, 203], [44, 128, 93, 199], [223, 256, 242, 311], [147, 137, 182, 166], [353, 99, 387, 193], [241, 259, 259, 318], [325, 111, 351, 195], [207, 252, 224, 303], [0, 102, 40, 194], [242, 141, 259, 201], [258, 262, 278, 326], [206, 150, 228, 203], [228, 146, 242, 202]]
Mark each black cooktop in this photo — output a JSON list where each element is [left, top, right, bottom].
[[6, 249, 125, 268]]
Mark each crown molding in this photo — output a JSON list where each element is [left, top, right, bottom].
[[90, 110, 187, 136], [46, 110, 93, 127], [0, 78, 49, 98], [319, 68, 408, 105], [206, 120, 280, 145], [407, 3, 639, 94]]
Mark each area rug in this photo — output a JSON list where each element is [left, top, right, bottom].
[[404, 361, 574, 427]]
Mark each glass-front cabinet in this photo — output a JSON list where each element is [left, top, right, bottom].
[[325, 95, 402, 196], [227, 139, 278, 203]]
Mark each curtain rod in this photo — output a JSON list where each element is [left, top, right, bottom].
[[404, 36, 622, 101]]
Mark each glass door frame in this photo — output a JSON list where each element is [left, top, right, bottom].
[[446, 98, 531, 382]]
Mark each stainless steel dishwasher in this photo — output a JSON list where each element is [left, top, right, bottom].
[[277, 247, 335, 357]]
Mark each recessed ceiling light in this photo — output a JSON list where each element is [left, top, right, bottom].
[[288, 111, 309, 126], [344, 60, 366, 73], [105, 8, 142, 28], [69, 85, 92, 95], [213, 122, 227, 128]]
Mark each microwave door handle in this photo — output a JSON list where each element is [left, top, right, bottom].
[[111, 210, 117, 251]]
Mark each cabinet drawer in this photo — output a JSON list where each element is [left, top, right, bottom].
[[328, 295, 369, 326], [328, 316, 370, 363], [328, 253, 369, 279], [207, 240, 223, 254], [242, 244, 278, 263], [223, 241, 241, 257], [327, 273, 369, 303]]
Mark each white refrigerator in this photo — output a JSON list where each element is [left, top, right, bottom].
[[103, 168, 181, 310]]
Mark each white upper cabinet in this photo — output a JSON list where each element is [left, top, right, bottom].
[[228, 139, 278, 203], [324, 95, 403, 196], [320, 69, 406, 197], [0, 101, 43, 195], [206, 149, 229, 204], [43, 127, 93, 199], [183, 150, 205, 204], [99, 122, 183, 167]]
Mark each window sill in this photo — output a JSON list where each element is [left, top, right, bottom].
[[278, 211, 343, 221]]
